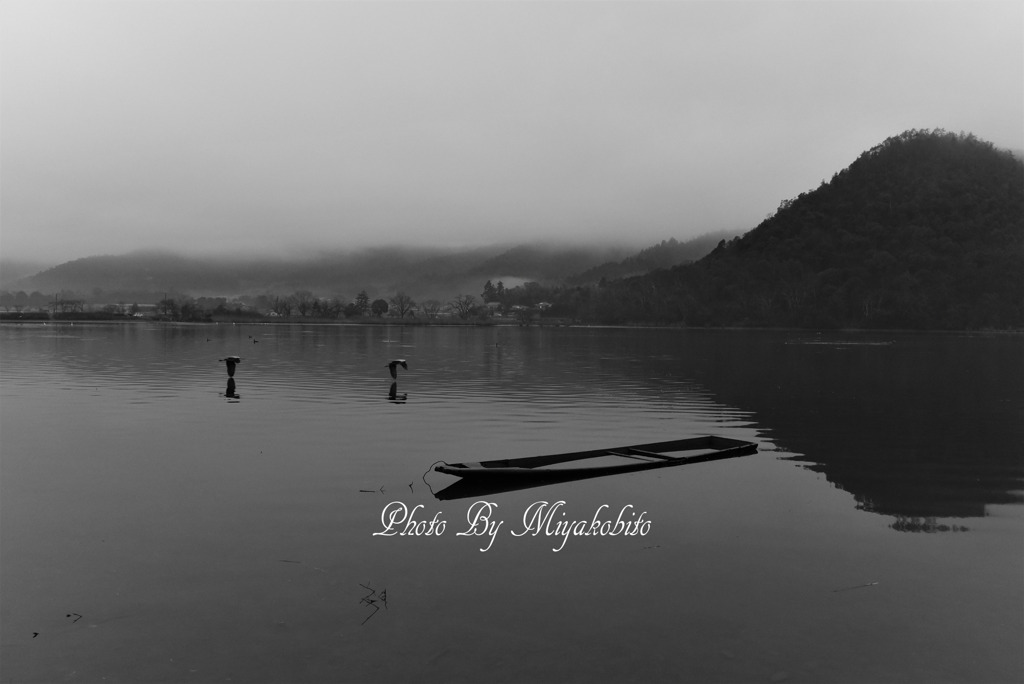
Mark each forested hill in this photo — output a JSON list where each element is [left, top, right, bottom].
[[565, 232, 737, 285], [592, 130, 1024, 329]]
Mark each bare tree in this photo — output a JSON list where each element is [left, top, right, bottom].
[[293, 291, 315, 317], [450, 294, 478, 319], [321, 297, 344, 318], [355, 291, 370, 316], [419, 299, 443, 319], [156, 298, 177, 318], [272, 296, 292, 317], [389, 292, 416, 318]]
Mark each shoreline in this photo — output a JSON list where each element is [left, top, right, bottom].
[[1, 316, 1020, 335]]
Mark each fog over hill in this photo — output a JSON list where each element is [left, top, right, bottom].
[[4, 130, 1020, 331], [566, 233, 732, 285], [0, 260, 53, 288], [3, 236, 734, 305]]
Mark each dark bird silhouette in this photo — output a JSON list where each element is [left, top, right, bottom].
[[386, 359, 408, 379], [219, 356, 242, 377]]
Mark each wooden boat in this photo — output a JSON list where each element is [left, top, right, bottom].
[[434, 435, 757, 481]]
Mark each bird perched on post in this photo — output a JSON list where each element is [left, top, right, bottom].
[[386, 359, 407, 379], [219, 356, 242, 377]]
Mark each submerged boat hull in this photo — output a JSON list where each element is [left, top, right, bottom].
[[434, 435, 757, 481]]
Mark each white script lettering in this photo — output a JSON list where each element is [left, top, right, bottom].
[[456, 500, 503, 552], [373, 501, 446, 537]]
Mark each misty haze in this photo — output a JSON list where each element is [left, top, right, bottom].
[[1, 3, 1022, 684]]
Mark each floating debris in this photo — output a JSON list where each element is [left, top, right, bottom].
[[832, 581, 879, 593], [359, 583, 388, 625]]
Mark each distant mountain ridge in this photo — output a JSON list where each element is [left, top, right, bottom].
[[566, 233, 733, 285], [0, 259, 52, 288], [4, 236, 728, 304]]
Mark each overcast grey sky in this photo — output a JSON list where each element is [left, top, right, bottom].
[[1, 0, 1021, 264]]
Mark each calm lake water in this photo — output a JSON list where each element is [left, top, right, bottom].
[[1, 323, 1021, 683]]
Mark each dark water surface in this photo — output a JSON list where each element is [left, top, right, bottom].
[[1, 323, 1021, 683]]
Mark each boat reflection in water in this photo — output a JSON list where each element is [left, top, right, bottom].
[[430, 435, 757, 500]]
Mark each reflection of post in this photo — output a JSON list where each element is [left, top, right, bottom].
[[388, 382, 406, 403], [225, 378, 240, 400]]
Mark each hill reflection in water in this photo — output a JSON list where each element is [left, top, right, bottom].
[[2, 323, 1019, 524], [681, 330, 1023, 520]]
